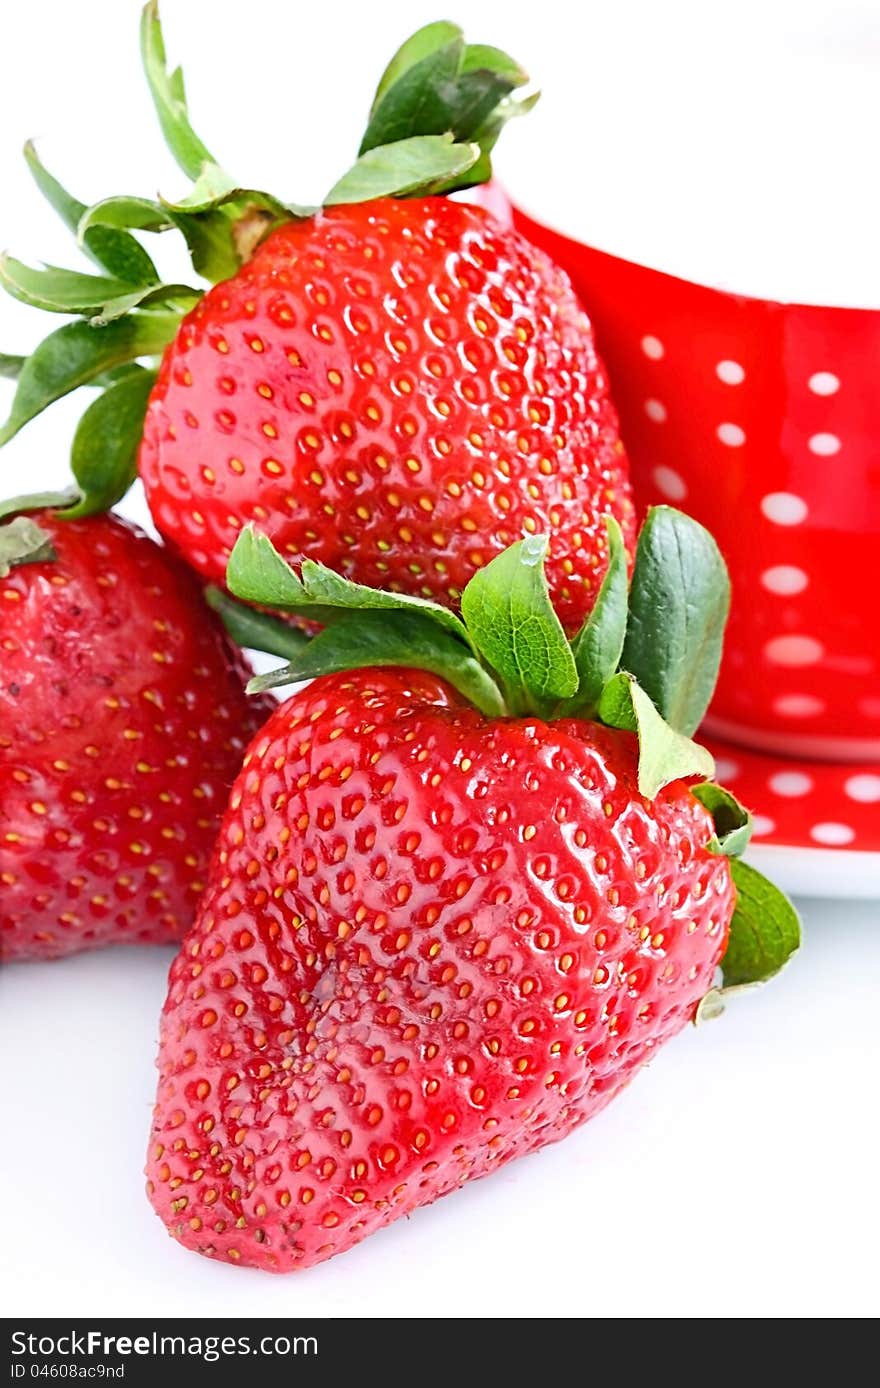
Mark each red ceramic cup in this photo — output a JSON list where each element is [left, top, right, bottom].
[[508, 203, 880, 763]]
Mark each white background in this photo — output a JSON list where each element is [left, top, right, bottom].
[[1, 0, 879, 1319]]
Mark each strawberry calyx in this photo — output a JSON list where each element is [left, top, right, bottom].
[[0, 489, 79, 522], [203, 586, 314, 665], [0, 7, 534, 516], [0, 487, 90, 572], [0, 514, 56, 576], [0, 355, 24, 379], [225, 504, 726, 797], [222, 504, 801, 997]]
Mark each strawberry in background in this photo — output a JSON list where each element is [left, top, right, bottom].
[[0, 7, 634, 635], [0, 498, 288, 961]]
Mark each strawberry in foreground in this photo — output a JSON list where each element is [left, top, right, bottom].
[[0, 8, 634, 633], [146, 506, 799, 1272], [0, 496, 287, 961]]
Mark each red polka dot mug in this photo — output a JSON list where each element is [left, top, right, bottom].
[[509, 204, 880, 763]]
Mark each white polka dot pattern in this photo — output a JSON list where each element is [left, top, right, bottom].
[[808, 432, 841, 456], [761, 493, 809, 525], [717, 422, 746, 447], [530, 216, 880, 766], [764, 635, 824, 667], [810, 822, 856, 846], [808, 371, 840, 396], [651, 466, 688, 501], [773, 694, 825, 718], [640, 334, 664, 360], [509, 203, 880, 781], [761, 566, 809, 595], [769, 771, 814, 797], [845, 775, 880, 804], [716, 359, 745, 385]]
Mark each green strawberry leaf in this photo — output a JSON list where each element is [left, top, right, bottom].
[[692, 782, 754, 858], [78, 197, 175, 239], [59, 368, 157, 519], [0, 313, 181, 446], [450, 88, 540, 191], [299, 558, 473, 645], [597, 672, 715, 800], [441, 66, 527, 140], [369, 21, 464, 115], [559, 516, 628, 715], [721, 858, 802, 986], [23, 140, 159, 286], [157, 177, 310, 277], [170, 211, 241, 284], [226, 524, 473, 645], [159, 167, 314, 220], [460, 535, 579, 715], [204, 587, 314, 661], [461, 44, 528, 83], [249, 609, 505, 718], [621, 506, 730, 736], [139, 9, 311, 279], [0, 355, 25, 380], [226, 524, 309, 607], [80, 190, 252, 286], [140, 0, 217, 183], [325, 135, 480, 206], [0, 490, 79, 522], [160, 162, 243, 213], [2, 356, 145, 388], [361, 29, 464, 153], [0, 255, 196, 323], [89, 282, 201, 327], [360, 22, 529, 189], [0, 515, 55, 577], [0, 256, 132, 315], [90, 363, 156, 389]]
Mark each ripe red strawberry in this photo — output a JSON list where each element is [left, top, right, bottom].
[[139, 198, 634, 633], [147, 669, 730, 1271], [0, 10, 634, 634], [0, 503, 273, 961], [146, 508, 799, 1271]]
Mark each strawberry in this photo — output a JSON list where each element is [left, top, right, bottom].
[[0, 9, 634, 633], [146, 507, 799, 1271], [0, 499, 278, 961], [139, 199, 633, 633]]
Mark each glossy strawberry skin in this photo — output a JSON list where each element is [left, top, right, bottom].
[[147, 669, 733, 1273], [139, 199, 635, 633], [0, 511, 273, 961]]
